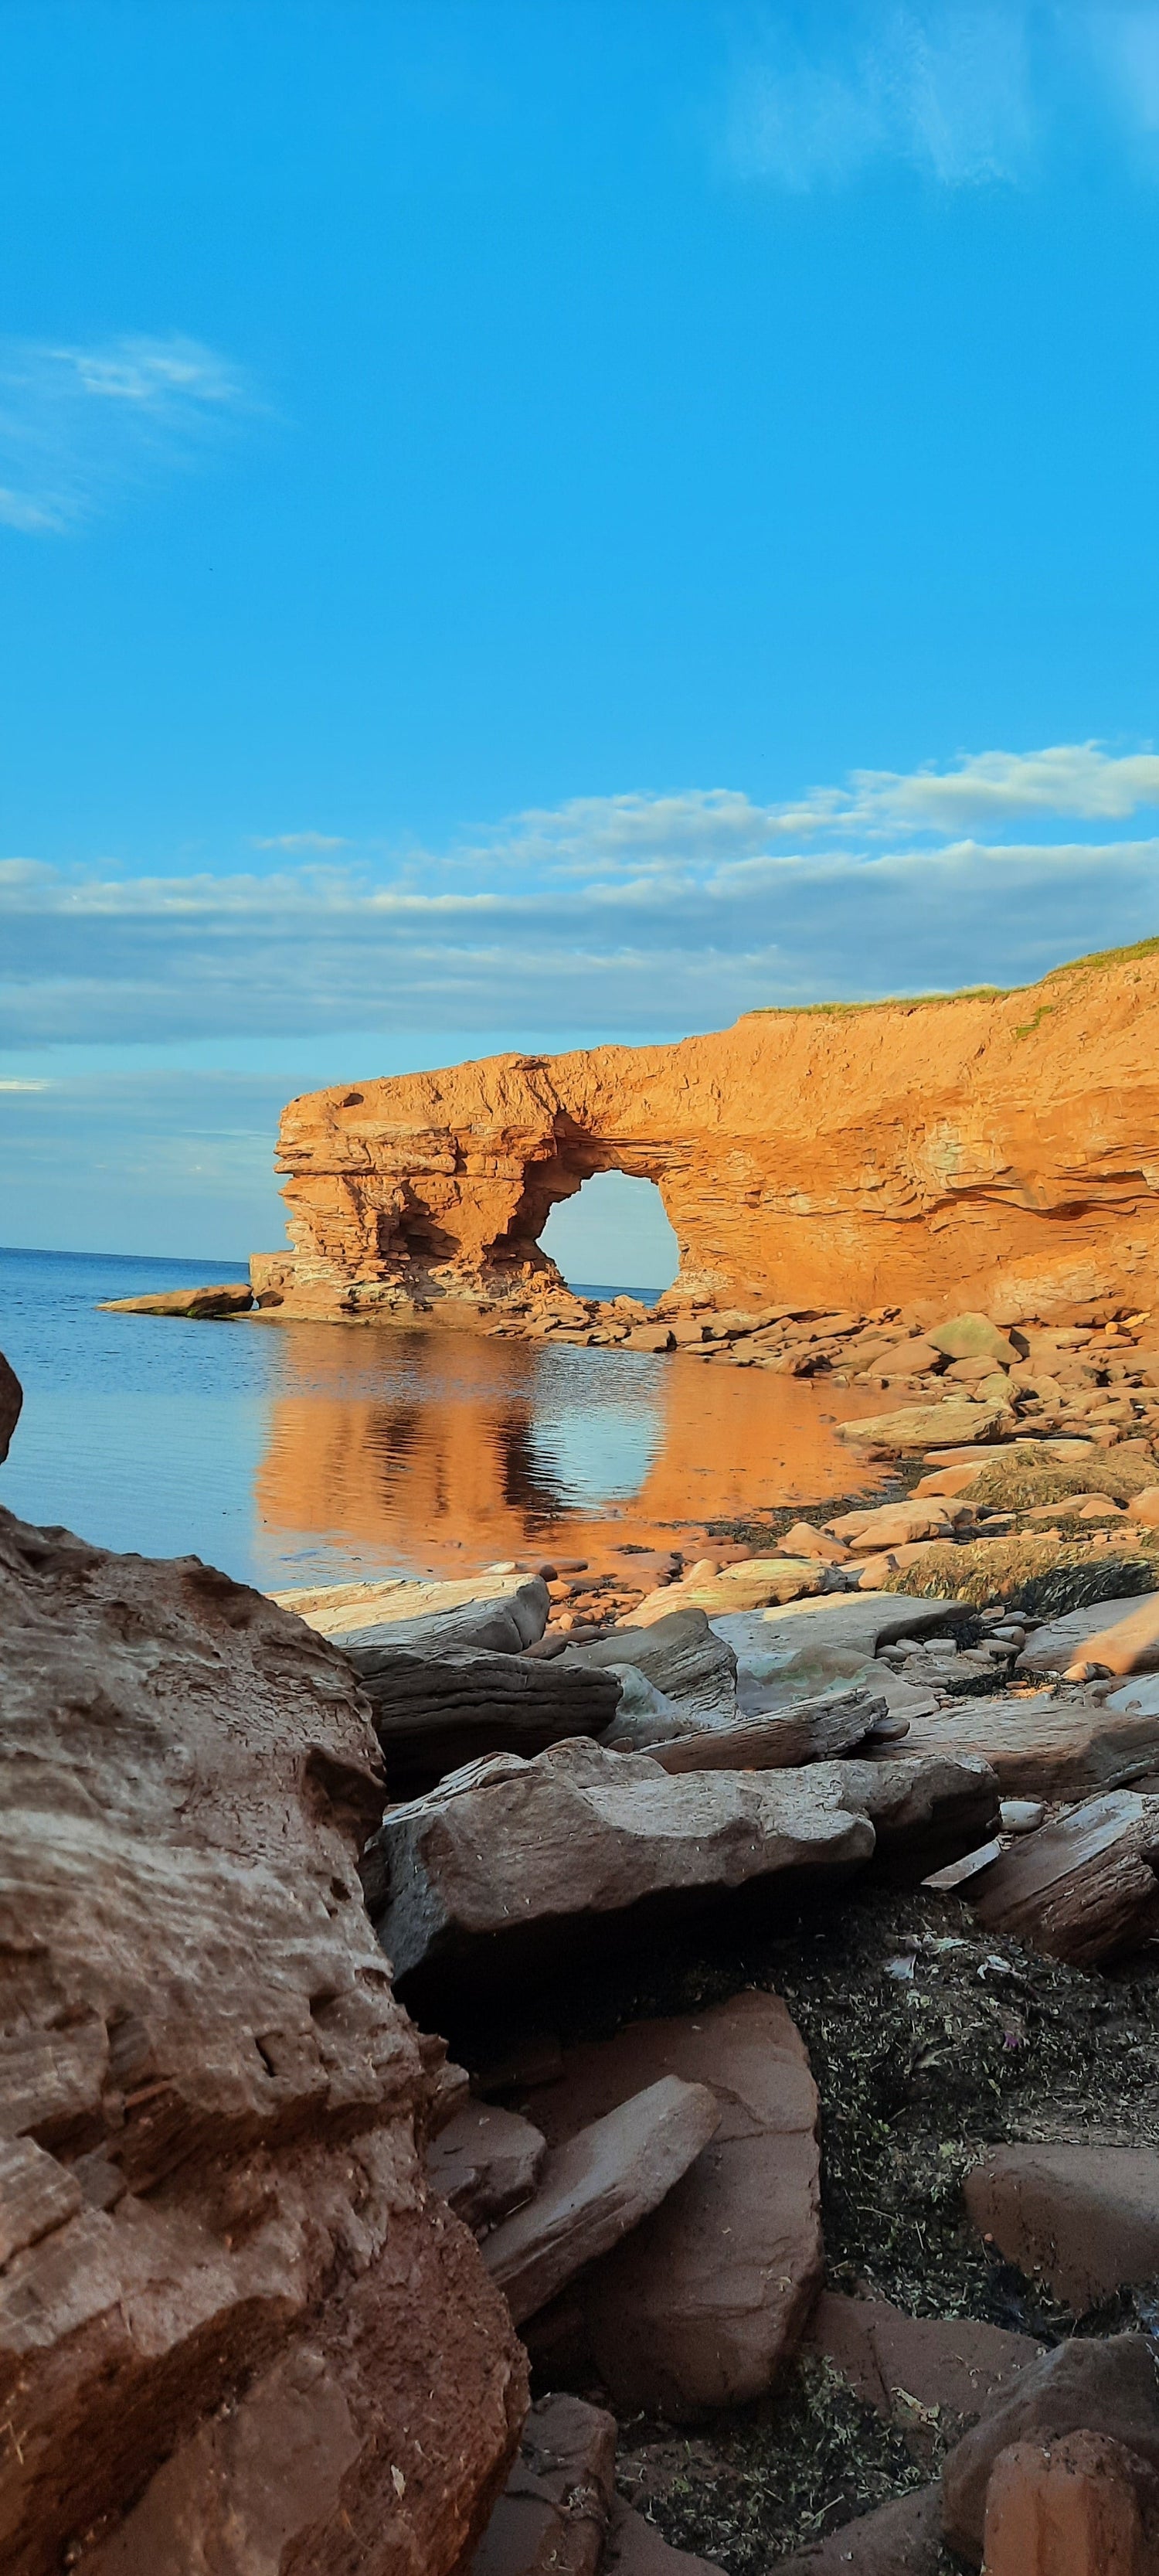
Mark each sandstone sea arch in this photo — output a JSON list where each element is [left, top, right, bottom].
[[252, 944, 1159, 1325]]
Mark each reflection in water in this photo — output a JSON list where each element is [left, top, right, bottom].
[[253, 1322, 887, 1585]]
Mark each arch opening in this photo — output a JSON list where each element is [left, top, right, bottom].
[[539, 1170, 678, 1302]]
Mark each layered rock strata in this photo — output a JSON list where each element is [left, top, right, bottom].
[[253, 946, 1159, 1324], [0, 1501, 526, 2576]]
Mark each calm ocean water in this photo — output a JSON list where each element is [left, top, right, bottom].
[[0, 1246, 879, 1589]]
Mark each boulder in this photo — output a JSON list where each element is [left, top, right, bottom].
[[471, 2394, 616, 2576], [481, 2076, 720, 2325], [941, 2335, 1159, 2562], [274, 1571, 551, 1656], [1108, 1675, 1159, 1719], [1128, 1489, 1159, 1526], [369, 1743, 997, 2009], [564, 1608, 737, 1727], [97, 1281, 253, 1317], [865, 1693, 1159, 1801], [0, 1506, 526, 2576], [525, 1991, 823, 2418], [774, 2485, 942, 2572], [641, 1691, 885, 1773], [930, 1313, 1019, 1367], [629, 1561, 827, 1621], [0, 1346, 22, 1462], [345, 1642, 621, 1795], [1062, 1594, 1159, 1681], [967, 1789, 1159, 1966], [827, 1502, 957, 1551], [427, 2101, 547, 2232], [601, 2501, 724, 2574], [780, 1523, 851, 1562], [805, 2291, 1041, 2426], [837, 1402, 1012, 1452], [964, 2145, 1159, 2315], [981, 2431, 1159, 2576], [1017, 1596, 1159, 1678]]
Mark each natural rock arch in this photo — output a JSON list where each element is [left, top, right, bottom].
[[251, 948, 1159, 1325]]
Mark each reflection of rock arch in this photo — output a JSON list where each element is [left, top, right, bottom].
[[253, 958, 1159, 1323]]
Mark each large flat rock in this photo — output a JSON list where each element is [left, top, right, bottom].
[[481, 2075, 720, 2326], [806, 2292, 1041, 2426], [273, 1570, 550, 1656], [709, 1592, 970, 1669], [865, 1693, 1159, 1800], [0, 1505, 526, 2576], [523, 1991, 822, 2419], [369, 1741, 998, 2007], [563, 1608, 737, 1727]]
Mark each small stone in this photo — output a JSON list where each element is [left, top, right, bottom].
[[1000, 1799, 1045, 1833]]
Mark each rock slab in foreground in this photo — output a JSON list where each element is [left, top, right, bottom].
[[964, 2144, 1159, 2316], [940, 2333, 1159, 2563], [370, 1741, 998, 2003], [350, 1642, 622, 1795], [868, 1692, 1159, 1801], [0, 1505, 526, 2576], [527, 1990, 823, 2418], [481, 2074, 720, 2326]]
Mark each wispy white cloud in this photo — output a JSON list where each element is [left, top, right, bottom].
[[726, 3, 1159, 192], [0, 333, 253, 534], [251, 832, 348, 854]]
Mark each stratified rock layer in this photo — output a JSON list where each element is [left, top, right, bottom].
[[0, 1505, 526, 2576], [256, 948, 1159, 1322]]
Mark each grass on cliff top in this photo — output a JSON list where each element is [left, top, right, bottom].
[[741, 929, 1159, 1021]]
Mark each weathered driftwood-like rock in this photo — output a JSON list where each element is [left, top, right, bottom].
[[941, 2334, 1159, 2564], [481, 2075, 720, 2325], [525, 1992, 823, 2419], [471, 2394, 617, 2576], [369, 1743, 999, 2010], [0, 1347, 22, 1461], [349, 1642, 621, 1795], [967, 1789, 1159, 1966], [0, 1506, 526, 2576], [641, 1690, 885, 1773]]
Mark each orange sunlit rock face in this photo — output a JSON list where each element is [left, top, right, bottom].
[[253, 1327, 887, 1577], [255, 950, 1159, 1326]]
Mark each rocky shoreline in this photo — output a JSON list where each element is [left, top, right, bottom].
[[8, 1303, 1159, 2572]]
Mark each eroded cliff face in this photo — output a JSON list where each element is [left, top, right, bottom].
[[0, 1492, 526, 2575], [255, 947, 1159, 1324]]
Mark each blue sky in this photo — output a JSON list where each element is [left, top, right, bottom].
[[3, 2, 1159, 1269]]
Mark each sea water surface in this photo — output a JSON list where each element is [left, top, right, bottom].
[[0, 1246, 885, 1588]]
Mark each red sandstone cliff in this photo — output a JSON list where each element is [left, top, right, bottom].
[[253, 944, 1159, 1324]]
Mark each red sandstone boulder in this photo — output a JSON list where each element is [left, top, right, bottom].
[[981, 2431, 1159, 2576], [525, 1990, 823, 2419], [0, 1348, 21, 1462], [940, 2334, 1159, 2563], [964, 2145, 1159, 2316], [805, 2290, 1041, 2428], [481, 2076, 720, 2326], [773, 2486, 942, 2571], [601, 2502, 725, 2574], [0, 1504, 526, 2576]]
